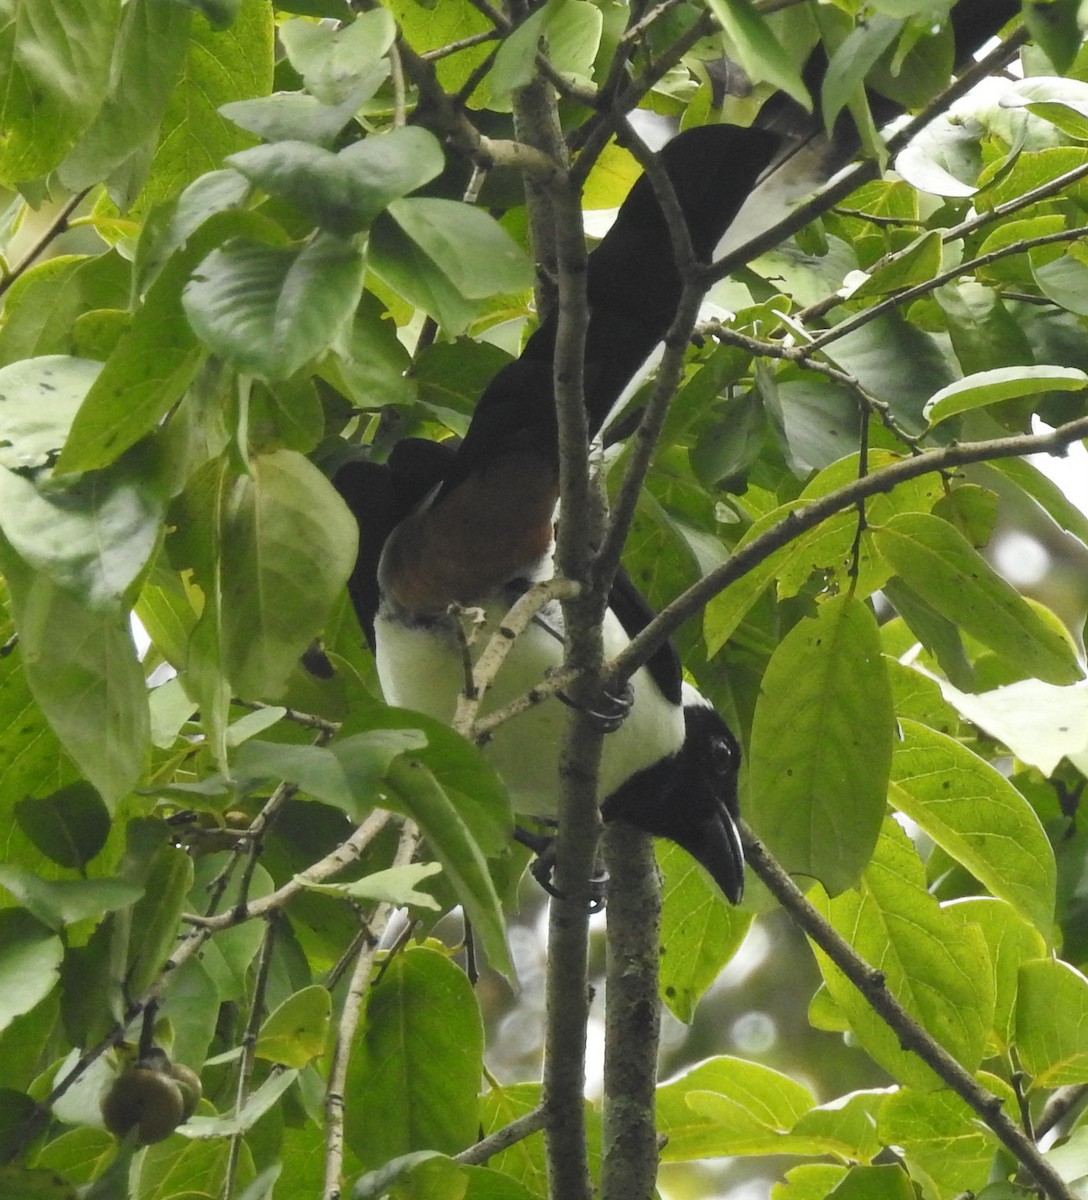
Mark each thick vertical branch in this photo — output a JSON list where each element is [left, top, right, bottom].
[[512, 78, 602, 1200], [601, 821, 662, 1200]]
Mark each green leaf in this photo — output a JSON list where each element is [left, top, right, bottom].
[[944, 898, 1046, 1055], [55, 212, 274, 474], [125, 0, 273, 218], [852, 230, 942, 299], [874, 513, 1082, 686], [1031, 249, 1088, 317], [656, 1056, 815, 1160], [233, 731, 427, 819], [0, 0, 119, 185], [227, 127, 444, 236], [0, 555, 149, 805], [748, 595, 893, 894], [56, 0, 191, 196], [183, 235, 366, 380], [788, 1091, 885, 1164], [825, 1164, 915, 1200], [705, 0, 810, 110], [1016, 958, 1088, 1087], [385, 198, 533, 297], [384, 757, 512, 978], [658, 840, 751, 1024], [0, 252, 130, 364], [224, 450, 359, 697], [345, 947, 483, 1168], [488, 0, 603, 105], [123, 844, 194, 996], [820, 15, 900, 134], [175, 0, 239, 31], [184, 1068, 298, 1137], [1020, 0, 1083, 74], [813, 819, 994, 1090], [0, 357, 102, 471], [0, 454, 167, 613], [279, 9, 394, 105], [890, 721, 1056, 937], [255, 984, 331, 1067], [0, 865, 142, 930], [342, 701, 514, 859], [938, 676, 1088, 778], [14, 783, 110, 870], [299, 863, 442, 910], [923, 365, 1088, 427], [221, 89, 378, 147], [878, 1086, 1004, 1200], [0, 909, 63, 1038]]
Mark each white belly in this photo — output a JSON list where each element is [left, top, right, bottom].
[[375, 596, 683, 817]]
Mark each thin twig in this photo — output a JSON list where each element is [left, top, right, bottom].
[[452, 577, 582, 738], [455, 1106, 549, 1164], [0, 189, 90, 298], [323, 822, 419, 1200], [809, 223, 1088, 351]]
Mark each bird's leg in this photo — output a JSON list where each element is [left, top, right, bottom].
[[514, 822, 609, 911], [557, 678, 634, 733]]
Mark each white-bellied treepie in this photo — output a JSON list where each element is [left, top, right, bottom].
[[333, 0, 1019, 904]]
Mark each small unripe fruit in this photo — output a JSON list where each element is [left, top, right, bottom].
[[169, 1062, 202, 1121], [101, 1066, 185, 1144]]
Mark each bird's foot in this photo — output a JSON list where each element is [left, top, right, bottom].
[[514, 824, 608, 912], [558, 680, 634, 733]]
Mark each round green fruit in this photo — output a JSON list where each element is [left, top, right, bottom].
[[101, 1066, 185, 1144]]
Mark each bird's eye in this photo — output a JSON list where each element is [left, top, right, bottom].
[[711, 737, 735, 775]]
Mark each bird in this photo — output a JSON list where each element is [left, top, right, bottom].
[[333, 0, 1021, 905]]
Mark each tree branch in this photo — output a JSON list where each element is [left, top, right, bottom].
[[600, 821, 662, 1200], [741, 822, 1076, 1200], [609, 414, 1088, 686]]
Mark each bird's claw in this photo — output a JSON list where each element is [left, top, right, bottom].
[[558, 680, 634, 733]]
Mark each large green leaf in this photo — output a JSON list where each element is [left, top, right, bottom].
[[874, 512, 1082, 685], [943, 898, 1046, 1055], [0, 357, 102, 471], [1, 552, 149, 805], [278, 8, 394, 105], [183, 235, 366, 380], [748, 594, 893, 894], [344, 947, 483, 1168], [125, 0, 273, 217], [812, 820, 993, 1090], [217, 450, 358, 698], [0, 253, 130, 365], [232, 730, 426, 819], [0, 865, 141, 930], [1016, 958, 1088, 1087], [55, 211, 276, 474], [0, 454, 167, 613], [657, 840, 751, 1024], [878, 1085, 1007, 1200], [656, 1057, 815, 1160], [488, 0, 603, 105], [923, 365, 1088, 427], [705, 0, 810, 110], [890, 721, 1056, 937], [254, 984, 331, 1067], [226, 127, 444, 236], [383, 757, 512, 978], [0, 910, 62, 1038], [57, 0, 191, 197], [0, 0, 119, 184]]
